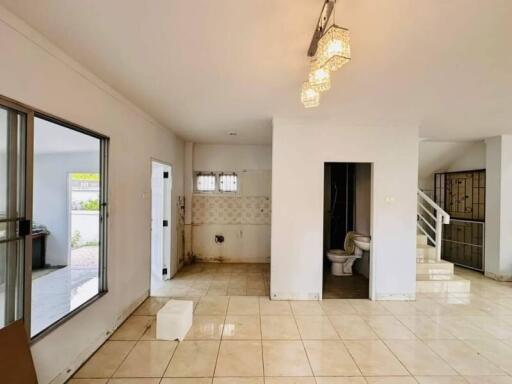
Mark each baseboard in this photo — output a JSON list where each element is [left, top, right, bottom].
[[194, 257, 270, 264], [49, 290, 149, 384], [485, 271, 512, 282], [374, 293, 416, 301], [270, 292, 320, 300]]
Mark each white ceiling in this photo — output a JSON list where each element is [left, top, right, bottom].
[[1, 0, 511, 144], [34, 117, 99, 154]]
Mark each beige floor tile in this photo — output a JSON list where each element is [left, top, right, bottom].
[[426, 340, 504, 375], [384, 339, 457, 376], [262, 341, 312, 377], [261, 316, 300, 340], [185, 316, 225, 340], [365, 316, 417, 340], [463, 338, 512, 375], [223, 316, 261, 340], [212, 379, 263, 384], [303, 340, 360, 376], [290, 301, 324, 316], [141, 319, 157, 340], [294, 316, 338, 340], [350, 300, 391, 315], [431, 316, 495, 340], [344, 340, 409, 376], [314, 379, 366, 384], [110, 316, 153, 341], [380, 301, 426, 315], [265, 378, 317, 384], [161, 379, 212, 384], [165, 340, 219, 377], [215, 341, 263, 377], [415, 376, 468, 384], [329, 315, 378, 340], [464, 377, 512, 384], [74, 341, 136, 378], [365, 378, 417, 384], [259, 298, 293, 315], [227, 296, 260, 315], [319, 300, 357, 315], [396, 316, 456, 340], [464, 315, 512, 339], [195, 296, 230, 315], [113, 340, 177, 377], [108, 379, 160, 384], [68, 380, 108, 384], [134, 297, 170, 315]]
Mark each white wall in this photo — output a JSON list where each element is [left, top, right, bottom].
[[0, 7, 184, 383], [485, 135, 512, 281], [191, 144, 271, 263], [418, 141, 486, 192], [271, 118, 418, 300], [33, 151, 98, 266]]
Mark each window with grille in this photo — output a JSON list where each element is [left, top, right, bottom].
[[195, 173, 216, 192], [219, 173, 238, 192]]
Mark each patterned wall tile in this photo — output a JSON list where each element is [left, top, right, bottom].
[[192, 195, 271, 225]]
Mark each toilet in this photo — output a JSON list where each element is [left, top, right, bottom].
[[327, 231, 365, 276]]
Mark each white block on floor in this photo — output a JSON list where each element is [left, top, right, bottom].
[[156, 299, 193, 341]]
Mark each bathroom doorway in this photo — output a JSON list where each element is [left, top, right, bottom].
[[323, 162, 371, 299]]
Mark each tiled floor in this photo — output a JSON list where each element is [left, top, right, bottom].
[[70, 267, 512, 384], [151, 262, 369, 299], [151, 263, 271, 297]]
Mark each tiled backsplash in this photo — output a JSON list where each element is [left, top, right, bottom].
[[192, 195, 271, 225]]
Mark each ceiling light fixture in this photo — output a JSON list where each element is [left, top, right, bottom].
[[308, 60, 331, 92], [300, 0, 351, 108], [301, 81, 320, 108]]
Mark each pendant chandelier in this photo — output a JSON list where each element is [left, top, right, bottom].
[[301, 0, 351, 108]]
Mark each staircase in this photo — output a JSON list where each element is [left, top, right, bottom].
[[416, 190, 470, 293], [416, 234, 470, 293]]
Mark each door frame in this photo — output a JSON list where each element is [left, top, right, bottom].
[[0, 96, 34, 337]]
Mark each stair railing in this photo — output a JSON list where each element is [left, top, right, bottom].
[[417, 189, 450, 261]]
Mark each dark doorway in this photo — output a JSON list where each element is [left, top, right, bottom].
[[323, 162, 371, 299]]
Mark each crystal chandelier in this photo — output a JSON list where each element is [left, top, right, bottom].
[[316, 24, 351, 71], [308, 60, 331, 92], [301, 81, 320, 108], [300, 0, 350, 108]]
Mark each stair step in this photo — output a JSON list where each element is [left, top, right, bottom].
[[416, 259, 454, 275], [416, 234, 428, 245], [416, 274, 471, 293], [416, 244, 436, 260]]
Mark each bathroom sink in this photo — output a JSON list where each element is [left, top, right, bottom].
[[353, 236, 371, 251]]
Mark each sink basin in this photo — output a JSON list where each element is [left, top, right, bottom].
[[353, 236, 371, 251]]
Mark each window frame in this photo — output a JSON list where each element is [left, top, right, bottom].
[[193, 171, 239, 194], [218, 172, 238, 193], [194, 171, 217, 193], [29, 113, 109, 342]]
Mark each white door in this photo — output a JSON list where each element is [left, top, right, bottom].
[[151, 161, 172, 286]]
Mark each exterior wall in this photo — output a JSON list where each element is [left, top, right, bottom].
[[271, 118, 418, 300], [33, 151, 98, 266], [191, 144, 271, 263], [0, 6, 184, 384]]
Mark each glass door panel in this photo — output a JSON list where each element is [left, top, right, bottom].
[[0, 104, 28, 330]]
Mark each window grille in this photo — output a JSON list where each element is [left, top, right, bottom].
[[219, 173, 238, 192], [195, 173, 216, 192]]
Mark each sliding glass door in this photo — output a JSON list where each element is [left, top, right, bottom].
[[0, 95, 108, 340], [0, 100, 32, 333]]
